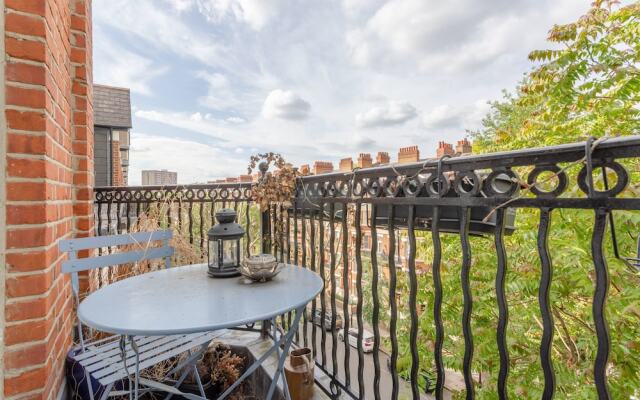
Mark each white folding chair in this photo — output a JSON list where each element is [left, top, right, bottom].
[[60, 230, 218, 400]]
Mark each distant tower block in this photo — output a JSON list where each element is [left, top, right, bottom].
[[313, 161, 334, 175], [436, 141, 454, 158], [398, 145, 420, 164], [339, 158, 353, 172], [358, 153, 373, 169], [456, 139, 472, 155], [376, 151, 390, 165]]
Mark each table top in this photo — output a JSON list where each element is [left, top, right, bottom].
[[78, 264, 323, 336]]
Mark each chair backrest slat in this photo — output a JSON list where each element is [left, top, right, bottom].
[[62, 246, 174, 274], [59, 230, 172, 252], [59, 229, 174, 351]]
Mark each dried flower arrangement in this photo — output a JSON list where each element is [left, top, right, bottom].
[[247, 152, 300, 211]]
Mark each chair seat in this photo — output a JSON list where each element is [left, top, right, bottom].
[[73, 331, 222, 385]]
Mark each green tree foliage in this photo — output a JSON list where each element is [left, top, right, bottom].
[[389, 1, 640, 398], [474, 0, 640, 151]]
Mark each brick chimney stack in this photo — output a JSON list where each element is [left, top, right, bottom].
[[376, 151, 390, 165], [299, 164, 310, 175], [436, 141, 454, 158], [339, 158, 353, 172], [456, 139, 472, 155], [398, 145, 420, 164], [313, 161, 334, 175], [358, 153, 373, 169], [238, 174, 253, 182], [225, 177, 238, 183]]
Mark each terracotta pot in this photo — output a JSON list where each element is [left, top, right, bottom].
[[284, 348, 314, 400]]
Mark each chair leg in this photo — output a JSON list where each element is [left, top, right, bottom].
[[164, 364, 193, 400], [193, 365, 206, 398], [99, 382, 115, 400], [85, 368, 95, 400]]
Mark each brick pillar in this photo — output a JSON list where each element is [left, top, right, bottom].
[[111, 140, 123, 186], [398, 145, 420, 164], [2, 0, 93, 398], [456, 139, 472, 155], [436, 141, 454, 158], [357, 153, 372, 169], [313, 161, 333, 175], [298, 164, 310, 175], [339, 158, 353, 172], [376, 151, 390, 165]]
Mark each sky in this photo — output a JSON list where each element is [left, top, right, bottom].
[[93, 0, 596, 185]]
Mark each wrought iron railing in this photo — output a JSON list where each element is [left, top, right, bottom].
[[93, 183, 260, 259], [94, 135, 640, 399], [266, 135, 640, 400]]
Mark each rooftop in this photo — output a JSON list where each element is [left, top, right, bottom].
[[94, 84, 133, 128]]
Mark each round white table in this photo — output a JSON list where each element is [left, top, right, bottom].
[[78, 263, 323, 399]]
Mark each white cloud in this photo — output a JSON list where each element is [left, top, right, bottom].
[[422, 100, 491, 132], [226, 116, 246, 123], [94, 0, 226, 68], [342, 0, 384, 16], [355, 101, 417, 128], [346, 0, 588, 73], [195, 71, 271, 116], [262, 89, 311, 121], [195, 0, 286, 30], [129, 133, 247, 184], [93, 27, 167, 95], [165, 0, 194, 12]]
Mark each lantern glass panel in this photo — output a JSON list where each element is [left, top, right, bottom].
[[209, 239, 220, 268], [222, 239, 238, 267]]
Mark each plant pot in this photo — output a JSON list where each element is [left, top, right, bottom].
[[162, 376, 214, 396]]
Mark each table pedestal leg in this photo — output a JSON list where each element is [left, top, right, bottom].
[[216, 307, 305, 400], [266, 307, 305, 400]]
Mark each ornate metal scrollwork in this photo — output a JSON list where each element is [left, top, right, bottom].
[[425, 172, 450, 197], [366, 177, 384, 197], [400, 176, 425, 197], [527, 165, 568, 198], [577, 160, 629, 198], [352, 178, 365, 197], [454, 171, 483, 197], [483, 168, 520, 197], [383, 176, 402, 197]]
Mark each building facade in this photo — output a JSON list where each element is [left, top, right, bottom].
[[94, 84, 131, 186], [141, 169, 178, 186]]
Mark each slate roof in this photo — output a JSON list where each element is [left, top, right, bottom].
[[94, 84, 132, 128]]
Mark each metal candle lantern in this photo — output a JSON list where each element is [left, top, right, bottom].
[[207, 208, 245, 278]]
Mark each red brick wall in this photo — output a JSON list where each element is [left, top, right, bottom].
[[111, 140, 123, 186], [3, 0, 93, 398]]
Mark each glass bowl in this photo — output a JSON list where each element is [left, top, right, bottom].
[[239, 254, 282, 282]]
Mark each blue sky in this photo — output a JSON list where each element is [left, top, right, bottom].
[[93, 0, 594, 184]]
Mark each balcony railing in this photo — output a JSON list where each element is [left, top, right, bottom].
[[93, 135, 640, 399]]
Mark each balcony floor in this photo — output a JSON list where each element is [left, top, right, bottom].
[[218, 329, 450, 399]]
